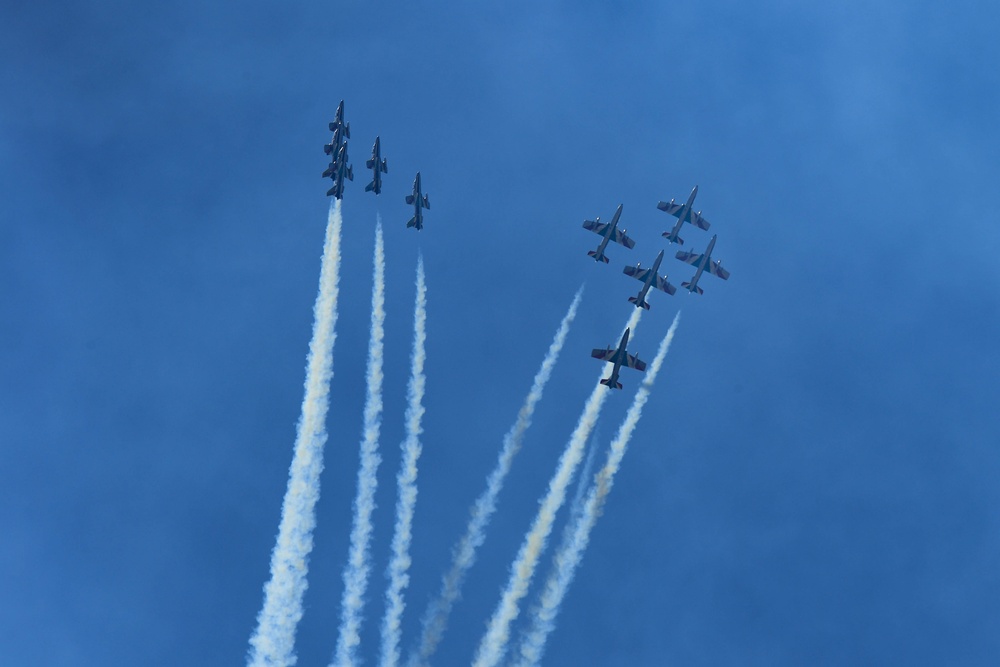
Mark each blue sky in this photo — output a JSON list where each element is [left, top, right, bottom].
[[2, 1, 999, 665]]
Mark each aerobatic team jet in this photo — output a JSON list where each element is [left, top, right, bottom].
[[658, 186, 711, 245], [323, 143, 353, 199], [623, 249, 676, 309], [405, 172, 430, 230], [591, 327, 646, 389], [324, 101, 350, 156], [364, 136, 388, 195], [582, 204, 635, 263], [675, 234, 730, 294]]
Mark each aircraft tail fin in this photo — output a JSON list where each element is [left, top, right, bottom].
[[627, 296, 651, 310], [681, 281, 704, 295], [599, 378, 623, 390]]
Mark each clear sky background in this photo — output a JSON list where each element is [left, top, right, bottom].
[[2, 1, 999, 665]]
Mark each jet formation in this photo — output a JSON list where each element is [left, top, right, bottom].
[[321, 101, 429, 229], [584, 185, 731, 388]]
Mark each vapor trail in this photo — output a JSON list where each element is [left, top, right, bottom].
[[248, 200, 343, 667], [331, 220, 387, 667], [471, 308, 643, 667], [379, 257, 428, 667], [406, 288, 584, 667], [512, 312, 681, 667]]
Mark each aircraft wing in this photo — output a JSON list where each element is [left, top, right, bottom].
[[708, 260, 730, 280], [657, 201, 683, 217], [623, 265, 653, 283], [657, 201, 711, 230], [624, 353, 646, 371], [689, 211, 711, 230], [582, 219, 610, 237], [675, 250, 704, 267], [654, 275, 677, 295], [611, 229, 636, 249], [591, 347, 617, 362]]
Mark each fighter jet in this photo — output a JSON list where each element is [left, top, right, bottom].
[[582, 204, 635, 263], [675, 234, 730, 294], [329, 101, 350, 139], [324, 124, 348, 156], [324, 144, 353, 199], [324, 101, 350, 156], [623, 249, 676, 309], [591, 327, 646, 389], [658, 186, 711, 245], [405, 172, 430, 230], [364, 136, 388, 195]]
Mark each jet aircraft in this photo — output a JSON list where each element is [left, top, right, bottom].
[[591, 327, 646, 389], [675, 234, 730, 294], [324, 101, 350, 156], [623, 249, 676, 309], [582, 204, 635, 263], [364, 136, 388, 195], [324, 144, 353, 199], [658, 186, 711, 245], [324, 125, 347, 156], [405, 172, 430, 230]]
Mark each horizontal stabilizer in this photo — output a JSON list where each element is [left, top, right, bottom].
[[587, 250, 610, 263], [627, 296, 651, 310], [365, 181, 375, 192], [681, 281, 704, 295], [326, 186, 338, 197], [662, 231, 684, 245], [406, 216, 422, 230], [599, 378, 623, 390], [322, 167, 334, 178]]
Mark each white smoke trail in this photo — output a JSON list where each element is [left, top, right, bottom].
[[379, 256, 428, 667], [568, 427, 600, 525], [331, 220, 387, 667], [406, 288, 584, 667], [471, 308, 643, 667], [511, 312, 681, 667], [248, 200, 343, 667]]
